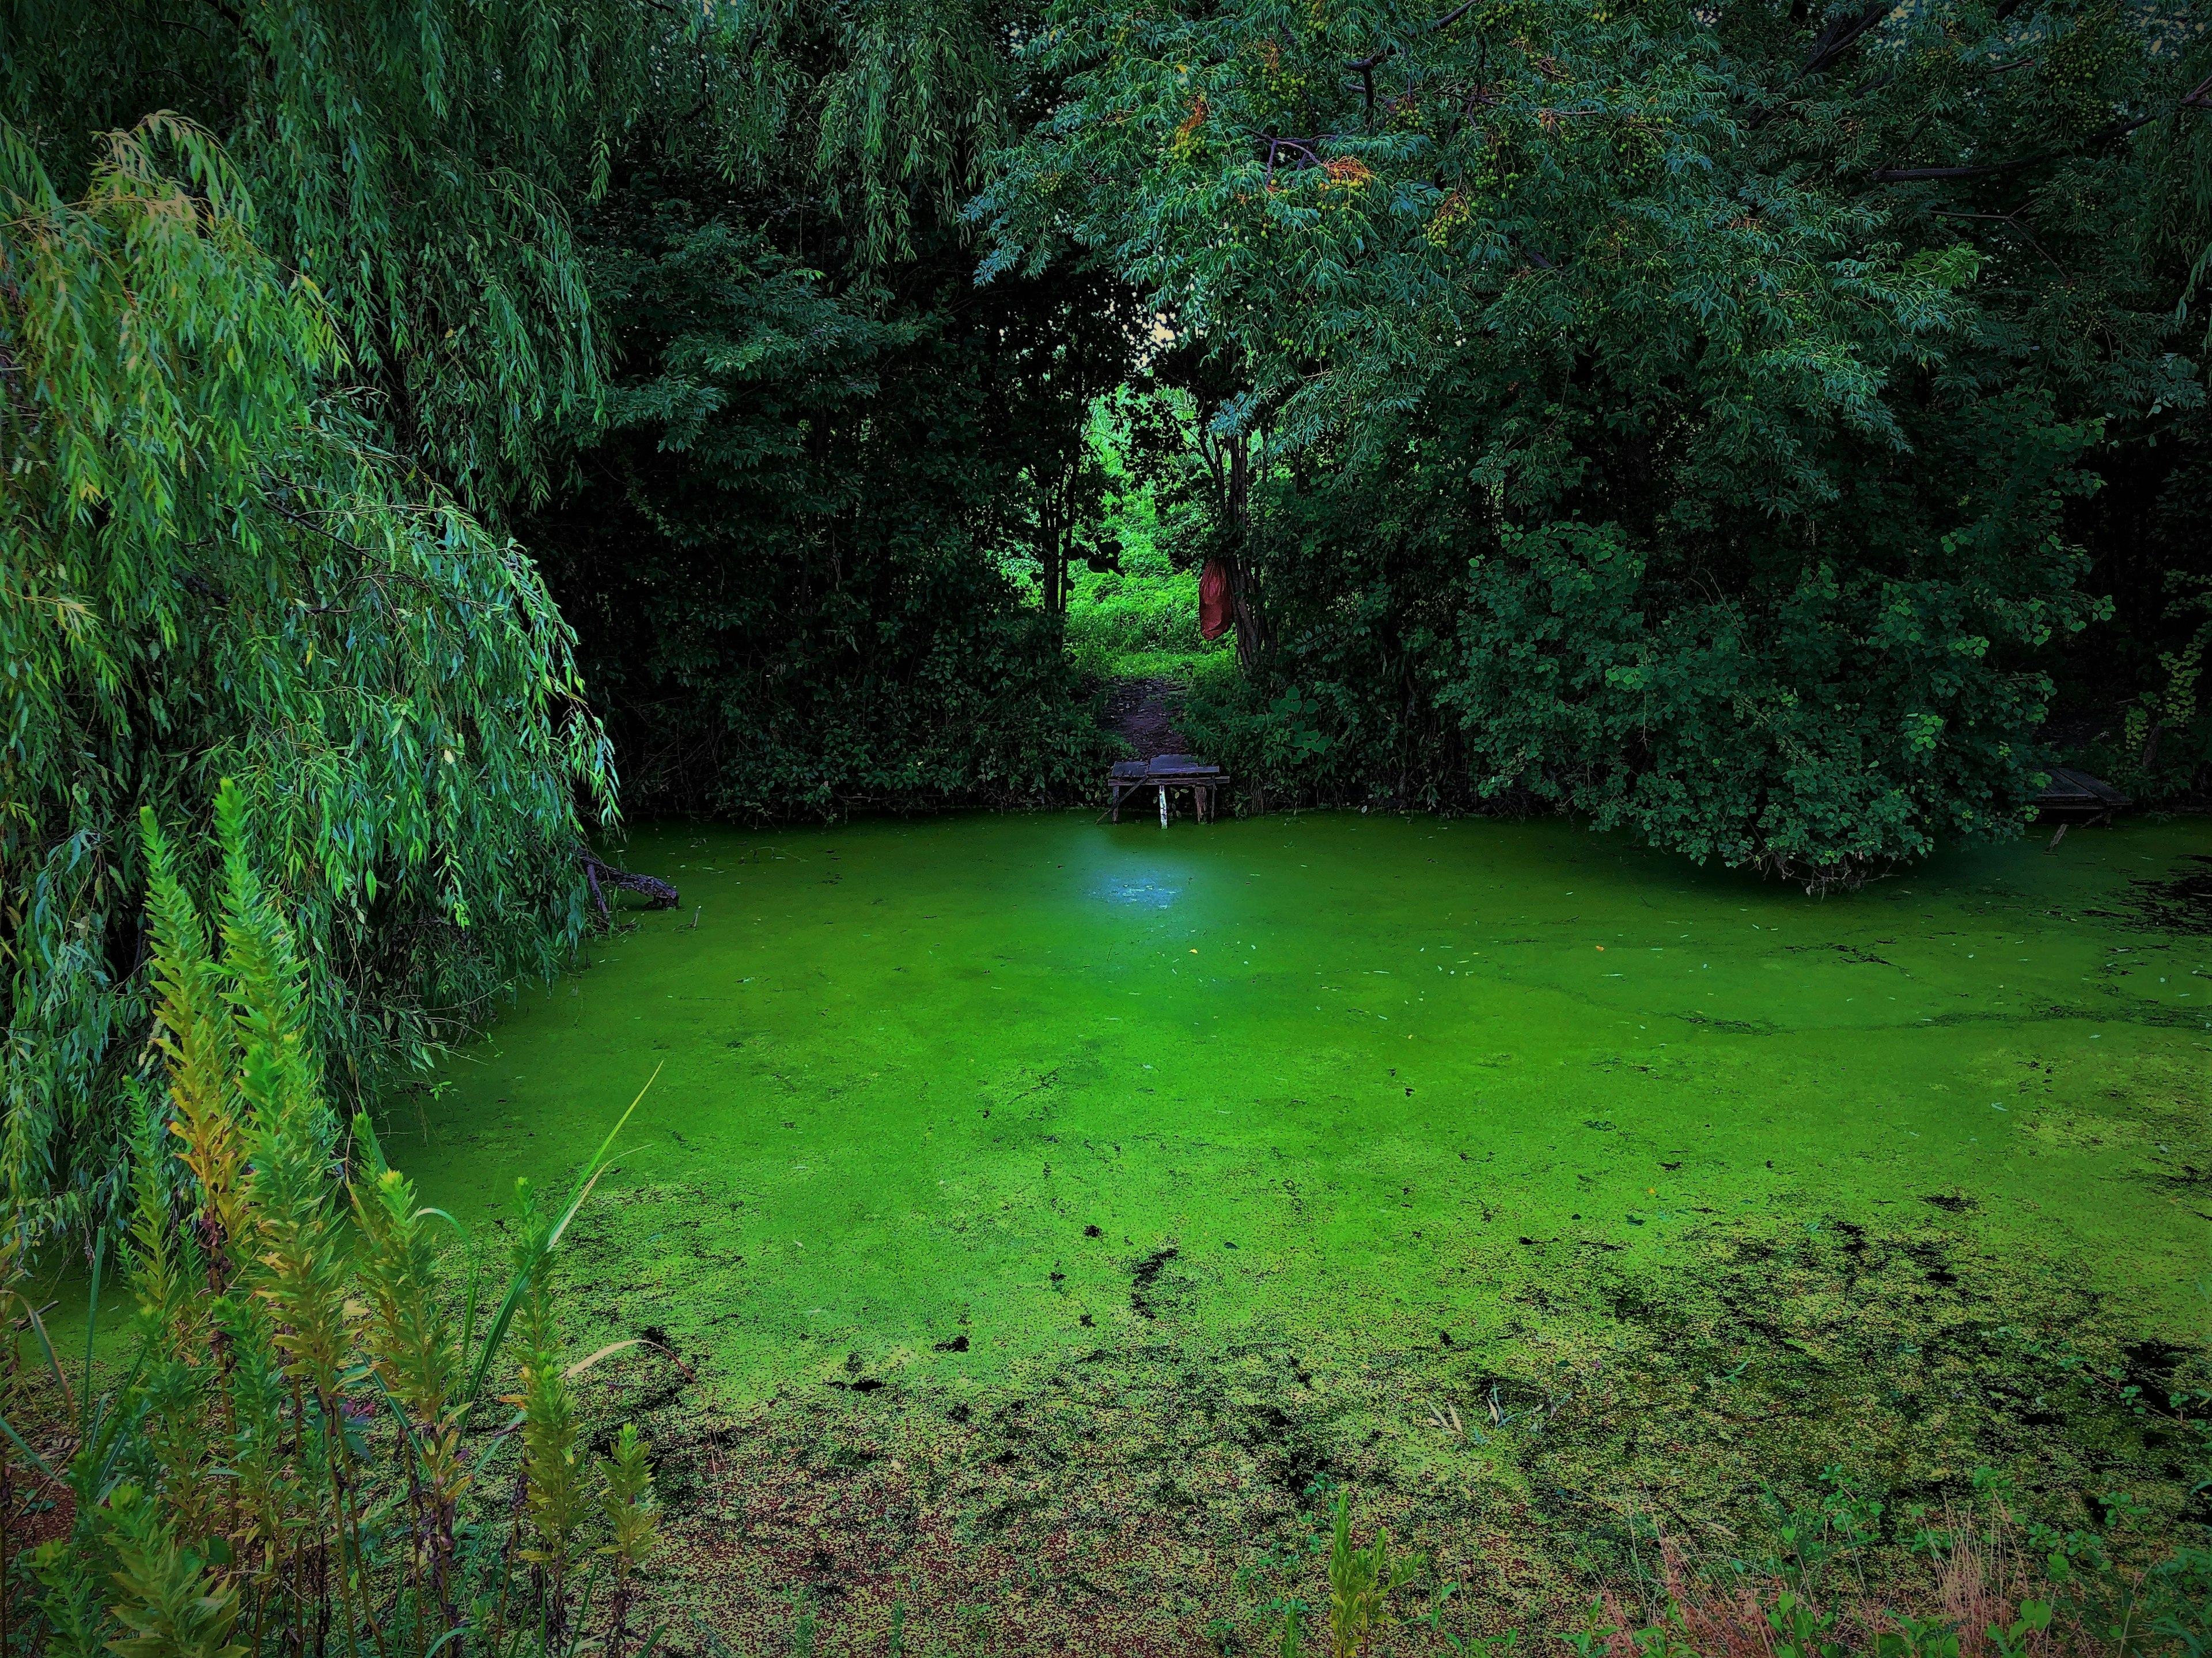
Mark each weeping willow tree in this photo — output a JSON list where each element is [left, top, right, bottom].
[[0, 0, 1135, 1234], [0, 0, 679, 1237], [0, 117, 615, 1241], [0, 0, 704, 513]]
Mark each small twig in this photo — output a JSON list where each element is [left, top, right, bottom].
[[1927, 207, 2064, 271]]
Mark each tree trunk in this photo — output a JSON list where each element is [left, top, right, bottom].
[[1228, 555, 1263, 673], [1222, 434, 1264, 671]]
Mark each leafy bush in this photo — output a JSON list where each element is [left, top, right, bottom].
[[0, 782, 657, 1656], [1065, 567, 1219, 680], [1274, 1494, 1428, 1658]]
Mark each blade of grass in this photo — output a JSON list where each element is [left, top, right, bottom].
[[0, 1407, 58, 1483], [563, 1562, 602, 1658], [546, 1066, 662, 1251], [461, 1067, 659, 1411], [78, 1230, 104, 1444], [562, 1340, 641, 1382], [85, 1333, 158, 1500], [18, 1300, 75, 1421]]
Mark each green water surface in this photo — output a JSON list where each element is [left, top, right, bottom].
[[404, 812, 2210, 1398]]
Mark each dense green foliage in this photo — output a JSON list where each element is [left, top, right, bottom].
[[8, 5, 2206, 1642], [2, 0, 704, 1233], [0, 120, 611, 1238], [1, 0, 1134, 1227], [517, 0, 1141, 820], [528, 170, 1130, 818], [979, 0, 2212, 881], [1066, 386, 1244, 679], [0, 784, 657, 1656], [2, 0, 666, 511]]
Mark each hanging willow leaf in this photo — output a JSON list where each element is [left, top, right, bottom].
[[0, 117, 616, 1236]]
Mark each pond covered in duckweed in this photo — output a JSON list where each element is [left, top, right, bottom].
[[404, 810, 2210, 1649]]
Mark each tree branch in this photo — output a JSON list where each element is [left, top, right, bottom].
[[1872, 108, 2163, 183], [1927, 207, 2063, 271], [1513, 236, 1556, 271], [1872, 161, 2035, 182], [1802, 2, 1887, 78], [1348, 0, 1481, 74]]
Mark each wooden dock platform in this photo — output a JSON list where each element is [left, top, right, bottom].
[[2035, 767, 2131, 822], [1107, 753, 1228, 824]]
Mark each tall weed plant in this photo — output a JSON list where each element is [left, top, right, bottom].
[[0, 781, 658, 1657]]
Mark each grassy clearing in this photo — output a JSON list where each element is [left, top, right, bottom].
[[1060, 454, 1230, 687]]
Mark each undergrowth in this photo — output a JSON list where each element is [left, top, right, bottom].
[[1064, 542, 1226, 683], [0, 781, 663, 1656]]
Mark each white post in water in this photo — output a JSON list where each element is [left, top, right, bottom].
[[1159, 784, 1169, 827]]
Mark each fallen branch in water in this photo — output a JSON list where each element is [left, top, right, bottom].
[[582, 852, 679, 916]]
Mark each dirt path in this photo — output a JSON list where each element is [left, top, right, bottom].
[[1101, 675, 1187, 758]]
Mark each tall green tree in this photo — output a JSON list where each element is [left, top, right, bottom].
[[525, 1, 1141, 819], [977, 0, 2211, 882], [0, 119, 612, 1238]]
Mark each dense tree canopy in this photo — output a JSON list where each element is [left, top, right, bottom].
[[521, 0, 1141, 820], [976, 0, 2211, 882], [528, 179, 1131, 817], [1, 0, 702, 1234], [1, 0, 678, 510]]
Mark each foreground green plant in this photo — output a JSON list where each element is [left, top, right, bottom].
[[0, 780, 657, 1655], [1277, 1493, 1429, 1658]]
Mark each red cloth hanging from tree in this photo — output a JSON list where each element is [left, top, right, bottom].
[[1199, 557, 1231, 642]]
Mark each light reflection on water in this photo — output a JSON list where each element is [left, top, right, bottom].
[[1099, 877, 1180, 909]]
